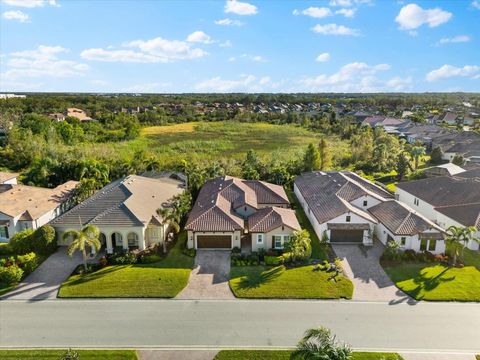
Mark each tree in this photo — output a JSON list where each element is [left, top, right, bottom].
[[304, 143, 321, 172], [452, 154, 465, 166], [241, 150, 263, 180], [445, 226, 468, 265], [284, 230, 312, 262], [157, 207, 180, 253], [409, 144, 426, 170], [430, 146, 443, 165], [64, 225, 101, 271], [31, 225, 57, 255], [290, 327, 352, 360], [460, 226, 479, 258], [318, 138, 332, 170], [396, 153, 409, 180]]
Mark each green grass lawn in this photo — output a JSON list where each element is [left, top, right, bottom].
[[58, 233, 194, 298], [384, 249, 480, 301], [229, 265, 353, 299], [0, 284, 15, 296], [214, 350, 403, 360], [287, 190, 327, 260], [0, 349, 138, 360], [81, 121, 349, 167]]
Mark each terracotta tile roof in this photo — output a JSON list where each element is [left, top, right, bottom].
[[248, 207, 300, 233]]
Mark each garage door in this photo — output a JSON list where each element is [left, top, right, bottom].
[[197, 235, 231, 249], [330, 230, 363, 243]]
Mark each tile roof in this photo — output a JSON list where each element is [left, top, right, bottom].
[[0, 181, 78, 220], [368, 200, 444, 236], [51, 175, 184, 227], [248, 207, 300, 233], [294, 171, 392, 225]]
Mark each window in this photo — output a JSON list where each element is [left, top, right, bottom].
[[363, 200, 368, 207], [428, 240, 437, 251], [273, 235, 283, 249], [256, 234, 263, 244], [0, 226, 8, 239], [420, 239, 428, 251], [346, 215, 351, 222], [414, 198, 419, 206], [128, 233, 139, 246], [400, 237, 406, 246]]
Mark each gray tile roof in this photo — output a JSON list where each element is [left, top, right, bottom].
[[248, 207, 300, 233], [51, 175, 184, 227], [368, 200, 444, 236]]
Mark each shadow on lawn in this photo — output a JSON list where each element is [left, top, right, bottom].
[[403, 267, 455, 300], [64, 266, 125, 287], [235, 266, 283, 290]]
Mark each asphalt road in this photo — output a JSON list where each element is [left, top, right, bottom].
[[0, 300, 479, 353]]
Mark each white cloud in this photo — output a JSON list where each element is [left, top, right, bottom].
[[294, 7, 332, 18], [335, 8, 356, 17], [329, 0, 352, 6], [121, 82, 170, 93], [312, 23, 360, 36], [186, 31, 213, 44], [81, 36, 208, 63], [89, 79, 108, 86], [395, 3, 452, 30], [224, 0, 257, 15], [219, 40, 232, 48], [228, 57, 236, 62], [299, 62, 391, 92], [240, 54, 267, 62], [2, 0, 58, 7], [426, 64, 480, 81], [2, 10, 29, 22], [214, 18, 244, 26], [195, 74, 274, 92], [472, 1, 480, 10], [2, 45, 88, 79], [316, 53, 331, 62], [437, 35, 471, 45], [386, 76, 413, 91], [259, 76, 270, 85]]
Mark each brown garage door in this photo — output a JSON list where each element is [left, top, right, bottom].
[[330, 230, 363, 243], [197, 235, 231, 249]]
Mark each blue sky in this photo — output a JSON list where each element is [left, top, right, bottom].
[[0, 0, 479, 93]]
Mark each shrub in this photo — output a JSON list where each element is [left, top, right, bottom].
[[281, 251, 293, 264], [265, 255, 283, 266], [60, 349, 79, 360], [0, 243, 12, 256], [99, 256, 108, 267], [0, 264, 24, 285], [109, 252, 137, 265], [423, 251, 435, 263], [404, 249, 417, 261], [231, 247, 241, 254], [140, 254, 162, 264], [434, 253, 448, 264], [16, 252, 38, 275], [182, 248, 196, 257], [8, 229, 34, 255], [31, 225, 57, 255]]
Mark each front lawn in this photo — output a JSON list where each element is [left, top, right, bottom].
[[384, 249, 480, 301], [229, 265, 353, 299], [214, 350, 403, 360], [58, 233, 194, 298], [0, 349, 138, 360]]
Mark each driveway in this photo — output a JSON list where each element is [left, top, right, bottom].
[[332, 241, 412, 303], [176, 250, 234, 299], [1, 248, 84, 300]]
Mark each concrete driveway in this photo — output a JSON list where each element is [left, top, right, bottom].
[[1, 248, 84, 300], [176, 250, 234, 299], [332, 241, 413, 303]]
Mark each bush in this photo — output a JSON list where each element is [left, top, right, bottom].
[[231, 247, 241, 254], [281, 252, 293, 264], [140, 254, 162, 264], [423, 251, 435, 263], [109, 252, 137, 265], [0, 264, 24, 285], [0, 243, 12, 255], [265, 255, 284, 266], [8, 229, 34, 255], [16, 252, 38, 275], [31, 225, 57, 255], [60, 349, 79, 360], [182, 248, 196, 257], [404, 249, 417, 261]]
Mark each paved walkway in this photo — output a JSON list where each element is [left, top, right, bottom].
[[138, 350, 219, 360], [332, 242, 413, 303], [176, 250, 234, 299], [1, 248, 85, 300]]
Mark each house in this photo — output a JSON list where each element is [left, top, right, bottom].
[[66, 108, 93, 122], [48, 113, 66, 122], [0, 181, 77, 242], [294, 171, 446, 253], [423, 163, 466, 177], [0, 171, 19, 185], [51, 174, 185, 254], [432, 131, 480, 162], [396, 172, 480, 250], [185, 176, 299, 251]]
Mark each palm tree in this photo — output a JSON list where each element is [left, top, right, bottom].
[[446, 226, 466, 265], [290, 327, 352, 360], [64, 225, 101, 271], [409, 145, 426, 170], [157, 207, 180, 253], [460, 226, 479, 258]]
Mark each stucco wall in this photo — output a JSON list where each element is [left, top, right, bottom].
[[187, 230, 241, 249], [251, 226, 296, 252]]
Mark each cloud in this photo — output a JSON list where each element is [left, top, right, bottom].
[[2, 45, 88, 79], [219, 40, 232, 48], [121, 82, 170, 93], [335, 8, 356, 17], [293, 7, 332, 18], [299, 62, 391, 92], [329, 0, 352, 6], [81, 36, 208, 63], [472, 1, 480, 10], [186, 31, 213, 44], [2, 0, 58, 7], [437, 35, 471, 45], [386, 76, 413, 91], [195, 74, 271, 92], [214, 18, 244, 26], [89, 79, 108, 86], [316, 53, 331, 62], [224, 0, 257, 15], [2, 10, 29, 22], [426, 64, 480, 81], [240, 54, 267, 62], [395, 3, 452, 30], [312, 23, 360, 36]]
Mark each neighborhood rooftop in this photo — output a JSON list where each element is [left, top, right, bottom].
[[248, 207, 300, 233]]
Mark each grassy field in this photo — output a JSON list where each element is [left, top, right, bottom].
[[384, 249, 480, 301], [214, 350, 404, 360], [229, 265, 353, 299], [83, 122, 349, 166], [0, 350, 138, 360], [58, 233, 193, 298]]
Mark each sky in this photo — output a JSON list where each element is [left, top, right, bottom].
[[0, 0, 479, 93]]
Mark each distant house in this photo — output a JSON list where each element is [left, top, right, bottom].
[[48, 113, 66, 122], [0, 172, 19, 185], [0, 181, 77, 242], [396, 171, 480, 251], [51, 174, 185, 253], [432, 132, 480, 163], [439, 112, 458, 126], [185, 176, 299, 251], [67, 108, 93, 122], [423, 163, 466, 177]]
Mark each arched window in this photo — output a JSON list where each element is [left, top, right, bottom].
[[111, 232, 123, 247], [127, 232, 139, 246], [99, 233, 107, 245]]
